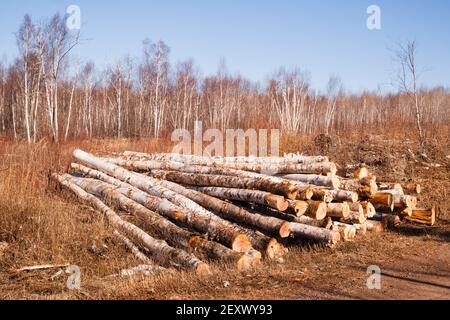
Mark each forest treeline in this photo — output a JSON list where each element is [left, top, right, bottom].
[[0, 13, 448, 143]]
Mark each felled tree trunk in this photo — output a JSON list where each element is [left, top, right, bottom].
[[289, 223, 340, 246], [192, 186, 289, 212], [331, 222, 356, 241], [122, 151, 329, 165], [286, 200, 309, 216], [339, 178, 378, 198], [278, 174, 340, 189], [294, 216, 333, 229], [113, 231, 154, 265], [404, 208, 435, 226], [369, 192, 394, 212], [151, 170, 298, 200], [326, 202, 350, 218], [215, 161, 338, 176], [303, 201, 327, 220], [106, 158, 298, 200], [403, 183, 421, 195], [329, 190, 358, 203], [311, 188, 333, 203], [340, 210, 367, 224], [52, 173, 210, 275], [69, 176, 259, 269], [72, 150, 252, 253]]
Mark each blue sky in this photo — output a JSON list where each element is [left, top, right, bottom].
[[0, 0, 449, 92]]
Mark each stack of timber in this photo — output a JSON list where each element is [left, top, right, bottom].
[[52, 150, 436, 275]]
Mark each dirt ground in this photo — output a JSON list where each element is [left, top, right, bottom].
[[0, 134, 449, 300]]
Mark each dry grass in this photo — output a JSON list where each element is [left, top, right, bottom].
[[0, 134, 449, 300]]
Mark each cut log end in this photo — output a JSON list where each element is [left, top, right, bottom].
[[279, 221, 291, 238], [237, 249, 262, 270], [265, 194, 289, 212], [231, 235, 253, 253], [265, 238, 288, 260]]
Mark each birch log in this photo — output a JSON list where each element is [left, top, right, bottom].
[[332, 222, 357, 241], [151, 170, 298, 200], [69, 176, 259, 268], [339, 178, 378, 198], [113, 231, 154, 265], [286, 200, 309, 216], [326, 202, 350, 219], [329, 190, 358, 203], [192, 186, 289, 212], [122, 151, 329, 165], [369, 193, 394, 212], [311, 188, 333, 203], [72, 150, 252, 252], [105, 158, 298, 199], [340, 211, 367, 224], [278, 174, 340, 189], [52, 174, 209, 275], [289, 223, 340, 246], [304, 201, 327, 220]]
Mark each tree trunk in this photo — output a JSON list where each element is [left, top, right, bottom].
[[286, 200, 308, 216], [404, 207, 435, 226], [327, 202, 350, 218], [340, 210, 367, 225], [122, 151, 329, 165], [52, 173, 210, 275], [329, 190, 358, 203], [303, 201, 327, 220], [289, 223, 340, 246], [279, 174, 340, 189], [72, 150, 252, 253], [69, 176, 258, 268], [361, 201, 376, 218], [331, 222, 356, 241], [310, 188, 333, 203], [339, 178, 378, 198], [369, 193, 394, 212], [151, 170, 298, 200], [113, 230, 154, 265], [106, 157, 299, 200], [192, 186, 288, 212]]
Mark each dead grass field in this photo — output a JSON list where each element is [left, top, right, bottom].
[[0, 133, 449, 300]]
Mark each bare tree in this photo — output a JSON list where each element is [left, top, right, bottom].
[[393, 40, 424, 142], [324, 75, 343, 135]]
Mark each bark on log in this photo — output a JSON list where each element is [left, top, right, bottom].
[[288, 223, 340, 245], [332, 222, 356, 241], [340, 210, 367, 224], [106, 158, 298, 200], [369, 193, 394, 212], [69, 176, 258, 269], [310, 188, 333, 203], [404, 208, 435, 226], [339, 178, 378, 198], [348, 203, 364, 215], [192, 186, 289, 212], [72, 150, 252, 253], [278, 174, 340, 189], [113, 230, 154, 265], [353, 223, 367, 235], [304, 201, 327, 220], [151, 170, 298, 200], [52, 173, 209, 275], [188, 187, 291, 237], [286, 200, 308, 217], [329, 190, 359, 203], [294, 216, 333, 229], [204, 161, 338, 176], [326, 202, 350, 219]]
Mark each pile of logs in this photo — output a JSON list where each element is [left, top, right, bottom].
[[52, 150, 435, 276]]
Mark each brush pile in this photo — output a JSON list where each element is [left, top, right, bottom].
[[52, 150, 435, 275]]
